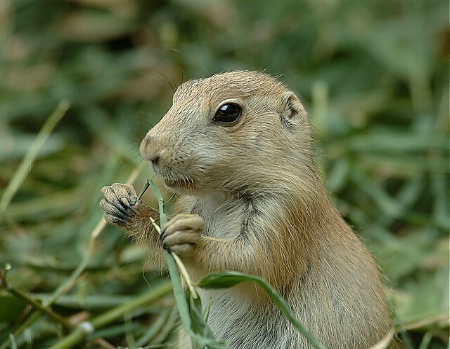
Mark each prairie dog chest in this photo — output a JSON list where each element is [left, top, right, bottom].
[[190, 195, 249, 240]]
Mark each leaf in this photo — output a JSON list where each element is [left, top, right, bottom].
[[0, 294, 26, 323], [143, 179, 227, 349], [196, 272, 249, 289], [198, 271, 326, 349]]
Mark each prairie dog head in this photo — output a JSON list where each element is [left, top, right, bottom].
[[140, 70, 312, 195]]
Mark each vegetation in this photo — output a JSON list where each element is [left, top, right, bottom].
[[0, 0, 448, 348]]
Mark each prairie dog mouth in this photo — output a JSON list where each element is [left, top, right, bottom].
[[151, 165, 196, 190], [164, 176, 195, 189], [164, 178, 194, 188]]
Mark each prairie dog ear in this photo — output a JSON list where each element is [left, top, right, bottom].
[[280, 92, 305, 127]]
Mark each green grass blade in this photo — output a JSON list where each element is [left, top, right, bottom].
[[198, 271, 326, 349], [0, 100, 70, 217], [144, 179, 226, 349]]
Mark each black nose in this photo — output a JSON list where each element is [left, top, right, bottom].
[[140, 134, 161, 165], [149, 153, 160, 165]]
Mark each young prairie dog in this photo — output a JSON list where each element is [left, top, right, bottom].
[[100, 71, 392, 348]]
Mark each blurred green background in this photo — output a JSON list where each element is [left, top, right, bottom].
[[0, 0, 448, 348]]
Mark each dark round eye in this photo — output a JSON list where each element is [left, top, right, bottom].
[[213, 103, 242, 123]]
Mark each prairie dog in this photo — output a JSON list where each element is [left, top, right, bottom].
[[100, 71, 391, 348]]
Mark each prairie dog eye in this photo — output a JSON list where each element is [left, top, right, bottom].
[[213, 103, 242, 123]]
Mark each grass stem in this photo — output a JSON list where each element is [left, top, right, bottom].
[[0, 100, 70, 217]]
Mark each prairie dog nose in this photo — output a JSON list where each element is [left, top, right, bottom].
[[140, 133, 160, 165]]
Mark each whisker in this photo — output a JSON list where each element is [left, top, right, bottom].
[[157, 70, 176, 94]]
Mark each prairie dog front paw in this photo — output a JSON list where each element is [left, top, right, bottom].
[[100, 183, 140, 228], [161, 214, 205, 259]]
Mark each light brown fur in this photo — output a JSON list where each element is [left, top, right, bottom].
[[100, 71, 391, 348]]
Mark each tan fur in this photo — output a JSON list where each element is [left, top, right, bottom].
[[100, 71, 391, 348]]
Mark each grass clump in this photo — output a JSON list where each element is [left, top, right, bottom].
[[0, 0, 448, 348]]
